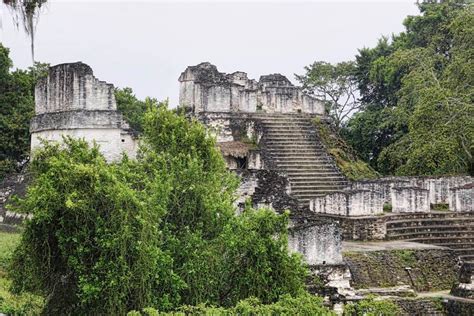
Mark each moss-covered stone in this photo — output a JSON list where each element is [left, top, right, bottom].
[[312, 118, 378, 181], [344, 248, 457, 291]]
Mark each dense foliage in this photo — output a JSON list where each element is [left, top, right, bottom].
[[115, 87, 159, 132], [0, 232, 43, 314], [344, 295, 401, 316], [296, 61, 360, 129], [9, 106, 307, 314], [127, 294, 334, 315], [0, 44, 48, 180], [344, 1, 473, 175]]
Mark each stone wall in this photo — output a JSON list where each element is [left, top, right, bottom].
[[31, 62, 138, 162], [450, 183, 474, 212], [310, 190, 384, 216], [351, 176, 473, 206], [288, 220, 343, 265], [344, 248, 458, 291], [179, 62, 325, 115], [391, 186, 430, 213]]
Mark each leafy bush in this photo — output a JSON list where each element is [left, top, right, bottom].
[[127, 293, 334, 315], [344, 296, 401, 316], [9, 106, 308, 314]]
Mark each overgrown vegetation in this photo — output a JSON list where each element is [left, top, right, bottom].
[[299, 1, 473, 177], [344, 249, 457, 291], [0, 231, 43, 314], [344, 1, 473, 176], [127, 294, 334, 315], [8, 106, 307, 314], [313, 118, 378, 180], [115, 87, 159, 132], [344, 295, 401, 316], [0, 44, 48, 181]]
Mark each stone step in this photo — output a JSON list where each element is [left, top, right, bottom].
[[292, 191, 340, 198], [266, 148, 326, 153], [388, 230, 474, 240], [387, 224, 474, 233], [289, 179, 348, 184], [453, 248, 474, 255], [263, 125, 314, 129], [276, 163, 336, 168], [387, 212, 474, 222], [441, 243, 474, 249], [278, 159, 334, 164], [270, 152, 328, 157], [265, 134, 314, 138], [460, 255, 474, 262], [387, 218, 474, 229], [291, 185, 345, 191], [408, 236, 474, 245], [274, 160, 333, 165], [279, 167, 340, 172]]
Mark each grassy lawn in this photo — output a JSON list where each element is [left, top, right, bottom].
[[0, 231, 44, 315]]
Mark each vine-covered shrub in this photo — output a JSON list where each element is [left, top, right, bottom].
[[128, 294, 334, 315], [8, 106, 308, 314]]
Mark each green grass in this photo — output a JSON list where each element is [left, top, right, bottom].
[[0, 231, 44, 315]]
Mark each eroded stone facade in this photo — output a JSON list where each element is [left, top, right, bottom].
[[30, 62, 138, 162], [179, 62, 325, 114]]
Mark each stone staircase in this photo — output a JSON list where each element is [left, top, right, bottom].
[[256, 114, 348, 208], [386, 212, 474, 263]]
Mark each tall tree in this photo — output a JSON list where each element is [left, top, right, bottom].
[[0, 43, 48, 180], [346, 0, 473, 175], [296, 61, 360, 129]]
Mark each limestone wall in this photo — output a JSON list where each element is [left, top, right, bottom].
[[310, 190, 384, 216], [450, 183, 474, 212], [31, 63, 138, 162], [391, 186, 430, 213], [35, 62, 115, 114], [288, 221, 343, 265], [179, 62, 325, 115], [351, 176, 473, 205]]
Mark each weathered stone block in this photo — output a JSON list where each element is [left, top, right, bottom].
[[31, 62, 138, 162], [288, 221, 343, 265], [310, 190, 384, 216], [391, 186, 430, 213], [449, 183, 473, 212]]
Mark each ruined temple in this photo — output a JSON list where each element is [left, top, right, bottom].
[[30, 62, 138, 162], [180, 62, 348, 211], [1, 61, 473, 312]]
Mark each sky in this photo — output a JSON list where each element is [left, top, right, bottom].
[[0, 0, 420, 106]]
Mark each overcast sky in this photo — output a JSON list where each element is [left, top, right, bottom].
[[0, 0, 419, 106]]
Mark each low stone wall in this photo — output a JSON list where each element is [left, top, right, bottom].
[[391, 186, 430, 213], [450, 183, 474, 212], [310, 190, 384, 217], [288, 220, 342, 265], [344, 248, 458, 291], [351, 176, 473, 207]]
